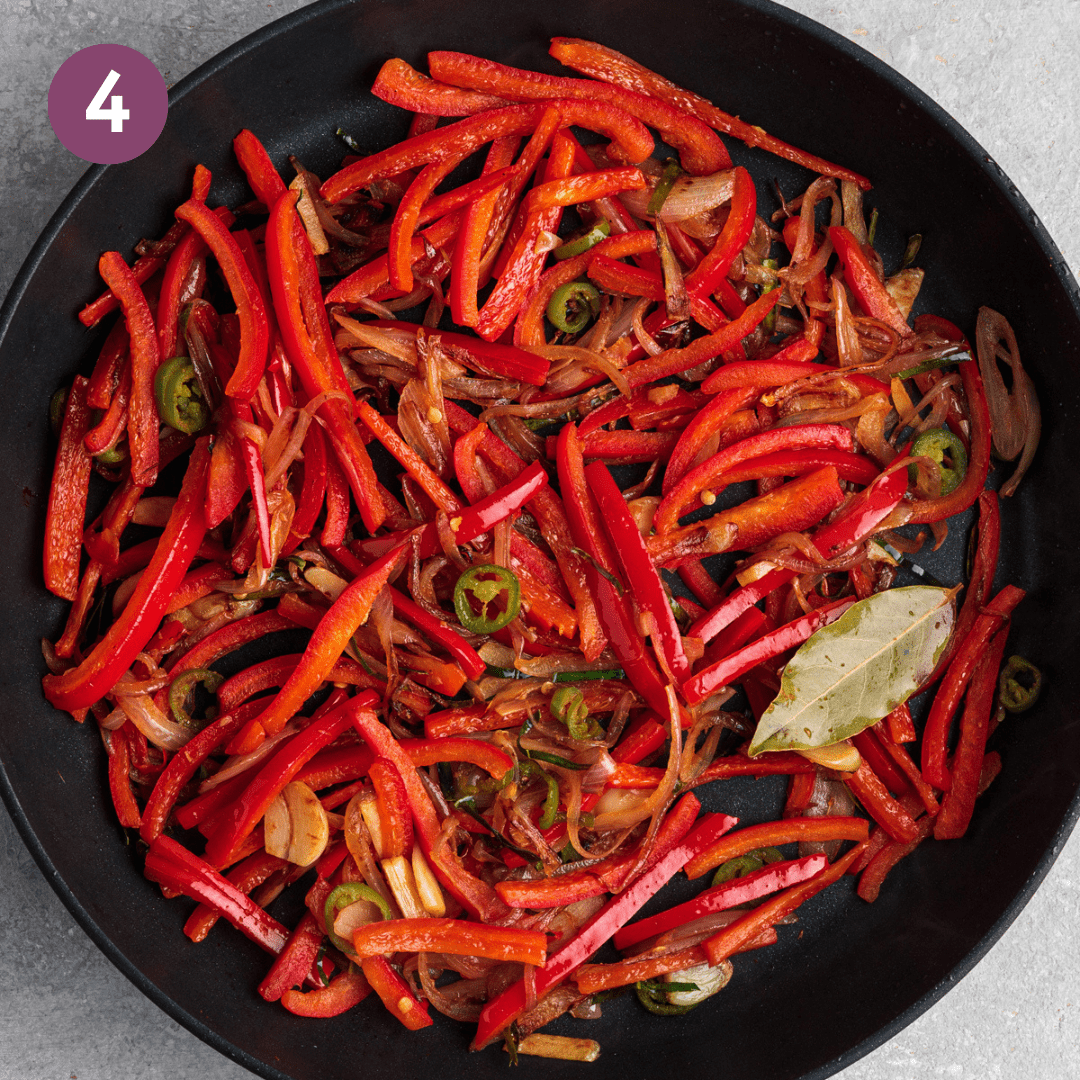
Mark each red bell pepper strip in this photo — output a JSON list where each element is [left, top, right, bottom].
[[871, 721, 940, 818], [475, 126, 576, 342], [684, 166, 756, 300], [361, 320, 551, 387], [239, 435, 274, 568], [320, 448, 350, 548], [586, 460, 690, 682], [372, 56, 509, 115], [44, 376, 93, 601], [359, 955, 433, 1030], [856, 818, 933, 902], [97, 251, 161, 487], [355, 399, 462, 514], [264, 191, 385, 533], [701, 841, 867, 966], [663, 388, 758, 494], [687, 466, 907, 644], [281, 966, 372, 1017], [623, 288, 781, 390], [144, 835, 289, 953], [495, 871, 608, 910], [352, 917, 547, 967], [140, 702, 263, 844], [184, 848, 292, 942], [684, 596, 855, 705], [282, 420, 329, 553], [389, 588, 486, 682], [174, 199, 270, 400], [203, 690, 377, 868], [43, 440, 210, 712], [368, 758, 413, 859], [390, 153, 467, 293], [585, 255, 726, 330], [426, 51, 730, 176], [829, 225, 912, 339], [683, 815, 870, 881], [921, 584, 1025, 791], [259, 911, 324, 1001], [886, 701, 917, 744], [609, 751, 816, 791], [549, 37, 870, 188], [850, 728, 911, 796], [843, 761, 921, 844], [934, 629, 1010, 840], [472, 799, 736, 1049], [227, 546, 407, 754], [648, 465, 847, 570], [610, 717, 667, 765], [655, 423, 856, 533], [86, 318, 129, 409], [399, 737, 513, 778], [232, 128, 288, 208], [700, 358, 821, 395], [104, 724, 142, 828], [83, 363, 131, 457], [613, 853, 828, 951], [321, 100, 656, 206], [164, 609, 294, 686]]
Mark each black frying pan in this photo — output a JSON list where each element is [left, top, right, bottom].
[[1, 2, 1078, 1078]]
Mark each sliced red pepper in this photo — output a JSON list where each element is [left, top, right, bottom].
[[281, 966, 372, 1017], [143, 835, 289, 954], [586, 460, 690, 682], [258, 910, 324, 1002], [368, 758, 413, 859], [655, 422, 856, 532], [687, 466, 907, 644], [372, 56, 509, 115], [610, 751, 816, 790], [921, 584, 1025, 791], [472, 798, 736, 1049], [320, 100, 656, 206], [613, 853, 828, 951], [701, 841, 867, 966], [843, 760, 921, 844], [96, 251, 161, 487], [232, 128, 288, 208], [282, 420, 329, 553], [426, 51, 730, 175], [83, 363, 131, 457], [549, 37, 870, 188], [856, 818, 933, 902], [684, 596, 855, 705], [43, 440, 210, 712], [359, 955, 432, 1031], [175, 198, 270, 401], [829, 225, 912, 339], [103, 723, 141, 828], [44, 376, 93, 600], [684, 165, 756, 300], [265, 190, 385, 533], [683, 815, 870, 881]]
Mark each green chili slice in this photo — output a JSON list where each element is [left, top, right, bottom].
[[999, 655, 1042, 713], [635, 981, 697, 1016], [520, 760, 561, 830], [546, 281, 601, 334], [324, 882, 391, 955], [867, 207, 880, 247], [550, 686, 590, 739], [49, 387, 68, 437], [910, 427, 968, 496], [647, 158, 685, 216], [710, 847, 783, 887], [553, 219, 611, 260], [453, 564, 521, 634], [894, 352, 966, 380], [167, 668, 225, 727], [901, 233, 923, 269], [154, 356, 210, 434]]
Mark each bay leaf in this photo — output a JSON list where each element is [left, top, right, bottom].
[[748, 585, 955, 755]]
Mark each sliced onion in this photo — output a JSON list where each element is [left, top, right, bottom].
[[620, 169, 735, 223], [113, 673, 194, 752]]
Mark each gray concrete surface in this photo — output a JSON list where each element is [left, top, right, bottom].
[[1, 1, 1077, 1078]]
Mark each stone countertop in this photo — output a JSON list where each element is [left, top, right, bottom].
[[0, 2, 1076, 1078]]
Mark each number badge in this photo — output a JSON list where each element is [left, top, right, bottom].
[[48, 44, 167, 164]]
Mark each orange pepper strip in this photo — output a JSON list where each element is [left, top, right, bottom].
[[281, 967, 372, 1018], [684, 816, 870, 880], [359, 955, 432, 1030], [225, 545, 407, 754], [352, 917, 548, 967]]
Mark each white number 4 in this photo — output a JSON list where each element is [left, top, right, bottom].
[[85, 69, 130, 133]]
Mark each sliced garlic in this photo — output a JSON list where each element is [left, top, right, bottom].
[[263, 780, 329, 865]]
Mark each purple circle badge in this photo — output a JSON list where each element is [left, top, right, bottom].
[[48, 44, 168, 165]]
